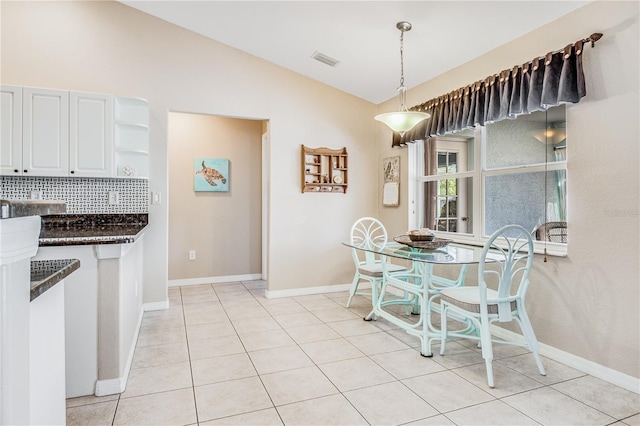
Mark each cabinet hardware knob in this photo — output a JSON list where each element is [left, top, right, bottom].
[[70, 170, 75, 174], [24, 170, 27, 173], [14, 169, 19, 173]]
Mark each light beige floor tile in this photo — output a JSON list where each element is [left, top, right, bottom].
[[201, 408, 283, 425], [143, 303, 183, 319], [113, 388, 196, 426], [465, 339, 531, 359], [431, 340, 486, 369], [319, 356, 395, 392], [286, 323, 341, 344], [292, 294, 332, 302], [181, 284, 214, 295], [220, 298, 263, 309], [312, 307, 361, 322], [168, 295, 182, 306], [445, 399, 539, 425], [261, 366, 339, 406], [231, 316, 282, 334], [242, 280, 267, 290], [368, 317, 401, 332], [551, 375, 640, 420], [136, 324, 186, 347], [346, 331, 410, 355], [296, 298, 344, 311], [195, 376, 272, 422], [327, 318, 382, 337], [276, 394, 368, 426], [300, 338, 365, 365], [183, 303, 228, 325], [622, 413, 640, 425], [66, 399, 118, 426], [191, 353, 256, 386], [262, 300, 307, 316], [453, 361, 545, 398], [386, 328, 422, 348], [189, 334, 245, 360], [168, 286, 181, 297], [224, 305, 271, 320], [238, 328, 296, 351], [131, 341, 189, 369], [66, 393, 119, 408], [496, 353, 585, 385], [370, 348, 446, 379], [216, 290, 255, 301], [140, 312, 185, 330], [122, 361, 192, 398], [186, 321, 235, 341], [324, 290, 351, 300], [248, 345, 314, 375], [212, 282, 245, 292], [182, 292, 219, 304], [403, 370, 494, 413], [273, 312, 322, 329], [402, 414, 456, 425], [344, 381, 439, 425], [249, 288, 266, 298], [256, 296, 296, 306], [503, 387, 616, 425]]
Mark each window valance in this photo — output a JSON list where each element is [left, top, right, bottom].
[[392, 33, 603, 147]]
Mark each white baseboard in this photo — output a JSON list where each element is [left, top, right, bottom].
[[94, 377, 125, 397], [491, 326, 640, 394], [169, 274, 262, 287], [143, 300, 169, 311], [94, 308, 144, 397]]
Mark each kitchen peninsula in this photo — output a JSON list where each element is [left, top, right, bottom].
[[33, 213, 148, 397]]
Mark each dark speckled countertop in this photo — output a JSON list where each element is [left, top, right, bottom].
[[31, 259, 80, 301], [39, 214, 148, 246]]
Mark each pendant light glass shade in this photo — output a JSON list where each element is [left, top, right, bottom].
[[376, 21, 430, 136], [375, 110, 430, 135]]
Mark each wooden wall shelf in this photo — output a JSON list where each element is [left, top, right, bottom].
[[301, 145, 348, 194]]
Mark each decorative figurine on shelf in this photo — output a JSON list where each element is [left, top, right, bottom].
[[322, 174, 329, 183]]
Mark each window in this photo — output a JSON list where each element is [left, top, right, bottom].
[[410, 105, 567, 254]]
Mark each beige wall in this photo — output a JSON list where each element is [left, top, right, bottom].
[[1, 0, 379, 305], [377, 1, 639, 380], [167, 113, 263, 280]]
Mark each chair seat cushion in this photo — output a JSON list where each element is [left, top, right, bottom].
[[359, 263, 407, 277], [440, 286, 516, 314]]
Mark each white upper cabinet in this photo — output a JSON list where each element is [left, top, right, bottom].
[[1, 85, 148, 179], [22, 87, 69, 177], [0, 85, 22, 175], [69, 92, 113, 178]]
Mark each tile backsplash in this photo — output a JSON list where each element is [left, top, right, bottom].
[[0, 176, 148, 214]]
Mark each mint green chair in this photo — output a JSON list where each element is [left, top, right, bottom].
[[346, 217, 409, 309], [439, 224, 546, 387]]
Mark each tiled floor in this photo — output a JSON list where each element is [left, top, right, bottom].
[[67, 281, 640, 426]]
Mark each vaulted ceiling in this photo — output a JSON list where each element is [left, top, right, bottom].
[[120, 1, 590, 104]]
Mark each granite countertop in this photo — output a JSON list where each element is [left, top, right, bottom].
[[38, 214, 148, 246], [31, 259, 80, 301]]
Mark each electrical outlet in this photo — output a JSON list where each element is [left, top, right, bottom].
[[108, 191, 120, 205], [30, 190, 42, 200], [189, 250, 196, 261]]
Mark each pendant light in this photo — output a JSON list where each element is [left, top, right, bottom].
[[375, 21, 430, 136]]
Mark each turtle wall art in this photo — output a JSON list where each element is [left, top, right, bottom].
[[194, 158, 229, 192]]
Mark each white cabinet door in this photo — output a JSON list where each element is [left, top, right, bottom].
[[22, 87, 69, 177], [69, 92, 113, 177], [0, 85, 23, 175]]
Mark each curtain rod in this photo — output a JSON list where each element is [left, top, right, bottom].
[[412, 32, 604, 105]]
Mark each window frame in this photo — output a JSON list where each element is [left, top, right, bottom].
[[408, 125, 568, 257]]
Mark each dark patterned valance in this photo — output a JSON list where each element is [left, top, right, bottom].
[[392, 33, 602, 147]]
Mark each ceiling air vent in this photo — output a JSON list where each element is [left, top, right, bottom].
[[311, 51, 340, 67]]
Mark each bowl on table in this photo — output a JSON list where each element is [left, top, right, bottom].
[[407, 229, 435, 242]]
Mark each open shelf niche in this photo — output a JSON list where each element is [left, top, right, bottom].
[[301, 145, 348, 194]]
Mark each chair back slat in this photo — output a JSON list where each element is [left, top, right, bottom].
[[350, 217, 388, 266], [480, 225, 534, 322]]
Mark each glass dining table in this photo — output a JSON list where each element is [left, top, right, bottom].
[[343, 238, 489, 357]]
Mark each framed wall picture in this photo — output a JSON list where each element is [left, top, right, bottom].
[[382, 156, 400, 207], [194, 158, 229, 192]]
